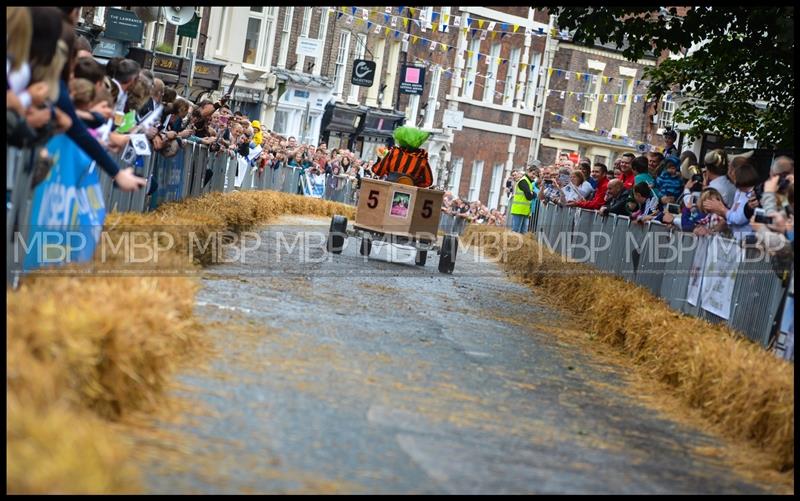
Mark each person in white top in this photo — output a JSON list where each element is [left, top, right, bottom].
[[109, 59, 140, 114], [703, 158, 761, 239]]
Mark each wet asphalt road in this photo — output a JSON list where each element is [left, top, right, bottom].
[[138, 216, 764, 494]]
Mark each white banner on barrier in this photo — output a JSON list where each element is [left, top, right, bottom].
[[686, 237, 708, 307], [700, 236, 740, 319]]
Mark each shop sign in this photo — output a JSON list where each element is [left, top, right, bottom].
[[104, 8, 144, 43], [296, 37, 322, 57], [351, 59, 376, 87], [399, 65, 425, 95]]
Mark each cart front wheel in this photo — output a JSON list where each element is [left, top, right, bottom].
[[327, 215, 348, 254], [438, 234, 458, 274], [360, 235, 372, 256]]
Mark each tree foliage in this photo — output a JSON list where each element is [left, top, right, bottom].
[[549, 7, 794, 148]]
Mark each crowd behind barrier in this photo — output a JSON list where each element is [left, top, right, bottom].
[[526, 200, 794, 357]]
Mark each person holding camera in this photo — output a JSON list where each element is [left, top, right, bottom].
[[703, 159, 761, 240]]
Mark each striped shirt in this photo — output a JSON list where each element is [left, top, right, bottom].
[[371, 146, 433, 188]]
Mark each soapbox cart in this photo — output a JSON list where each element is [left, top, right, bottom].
[[326, 178, 458, 274]]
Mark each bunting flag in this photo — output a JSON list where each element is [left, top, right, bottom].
[[367, 21, 372, 29], [391, 15, 397, 26], [430, 41, 437, 51], [477, 53, 483, 62], [467, 50, 473, 59], [560, 90, 565, 99], [409, 7, 416, 16], [346, 15, 353, 25], [513, 24, 519, 33], [336, 12, 342, 19], [374, 23, 381, 33], [403, 33, 410, 42], [603, 94, 609, 103], [362, 8, 368, 20], [351, 7, 356, 15], [385, 6, 391, 14], [422, 38, 429, 47], [564, 71, 570, 80], [471, 29, 477, 38], [501, 22, 508, 31], [431, 11, 439, 22], [478, 19, 485, 29], [384, 13, 389, 23], [355, 17, 362, 26], [466, 17, 473, 27], [480, 29, 487, 40], [403, 18, 408, 28], [410, 35, 417, 44], [443, 14, 450, 24], [398, 6, 404, 14], [603, 76, 609, 84], [487, 21, 496, 32], [394, 30, 400, 38], [384, 27, 390, 36], [432, 22, 438, 32], [453, 16, 460, 27]]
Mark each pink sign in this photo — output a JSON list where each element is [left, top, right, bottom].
[[405, 67, 421, 84]]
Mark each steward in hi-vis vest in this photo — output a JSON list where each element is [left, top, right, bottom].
[[510, 171, 537, 216]]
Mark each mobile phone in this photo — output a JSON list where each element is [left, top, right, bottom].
[[666, 203, 680, 214], [544, 179, 553, 185], [754, 208, 773, 224]]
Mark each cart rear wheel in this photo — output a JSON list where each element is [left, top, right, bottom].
[[327, 215, 348, 254], [360, 235, 372, 256], [415, 250, 427, 266], [438, 234, 458, 274]]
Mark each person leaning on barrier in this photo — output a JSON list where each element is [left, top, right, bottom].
[[598, 179, 630, 217], [749, 175, 794, 280], [567, 162, 609, 211], [509, 164, 538, 233], [703, 158, 761, 240]]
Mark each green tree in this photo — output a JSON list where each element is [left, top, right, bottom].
[[549, 7, 794, 148]]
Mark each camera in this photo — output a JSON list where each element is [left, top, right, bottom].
[[544, 179, 553, 185], [778, 174, 791, 191], [666, 203, 681, 215], [754, 207, 772, 224], [743, 233, 759, 245]]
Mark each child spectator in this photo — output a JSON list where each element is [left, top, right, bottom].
[[655, 155, 685, 205]]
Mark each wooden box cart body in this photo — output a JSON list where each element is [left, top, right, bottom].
[[326, 179, 459, 273]]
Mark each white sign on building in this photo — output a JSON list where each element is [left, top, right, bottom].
[[443, 109, 464, 130], [296, 37, 322, 57]]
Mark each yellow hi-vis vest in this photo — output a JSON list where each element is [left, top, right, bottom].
[[510, 176, 534, 216]]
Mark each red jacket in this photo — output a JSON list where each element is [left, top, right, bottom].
[[619, 170, 635, 190], [576, 176, 609, 210]]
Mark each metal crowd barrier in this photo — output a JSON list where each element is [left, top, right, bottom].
[[528, 200, 790, 349]]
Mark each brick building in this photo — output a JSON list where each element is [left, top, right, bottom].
[[537, 37, 658, 167]]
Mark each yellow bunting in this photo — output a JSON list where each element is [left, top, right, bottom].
[[467, 50, 473, 59], [403, 18, 409, 28], [548, 68, 554, 77], [432, 22, 438, 31], [513, 24, 519, 32], [443, 14, 450, 24], [409, 7, 416, 16], [385, 27, 390, 36], [603, 76, 609, 84], [478, 19, 485, 29], [412, 35, 418, 44]]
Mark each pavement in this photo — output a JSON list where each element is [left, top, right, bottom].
[[135, 215, 766, 494]]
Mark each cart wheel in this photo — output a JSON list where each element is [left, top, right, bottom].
[[360, 235, 372, 256], [438, 234, 458, 274], [327, 215, 348, 254], [415, 250, 427, 266]]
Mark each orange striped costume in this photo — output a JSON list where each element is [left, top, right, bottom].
[[372, 146, 433, 188]]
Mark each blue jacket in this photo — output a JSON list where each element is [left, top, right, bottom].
[[655, 170, 684, 199]]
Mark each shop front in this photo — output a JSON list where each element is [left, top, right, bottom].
[[320, 102, 367, 151], [127, 47, 224, 102], [356, 109, 405, 162]]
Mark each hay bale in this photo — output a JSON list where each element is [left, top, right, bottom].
[[468, 226, 795, 472]]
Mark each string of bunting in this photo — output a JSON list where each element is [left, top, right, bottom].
[[547, 111, 660, 150], [330, 7, 652, 87]]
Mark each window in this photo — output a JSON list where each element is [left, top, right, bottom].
[[484, 43, 501, 103], [213, 8, 227, 56], [438, 7, 451, 32], [273, 110, 290, 135], [488, 164, 504, 209], [659, 95, 676, 131], [243, 18, 262, 64], [297, 7, 313, 73], [333, 31, 352, 99], [468, 160, 484, 202], [383, 41, 402, 108], [348, 33, 367, 103], [278, 7, 294, 68], [612, 78, 633, 133], [448, 158, 463, 197], [366, 38, 385, 107], [315, 7, 330, 76], [462, 38, 481, 99], [424, 66, 441, 129], [503, 47, 521, 105], [242, 7, 276, 67], [524, 51, 542, 110], [580, 71, 601, 125]]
